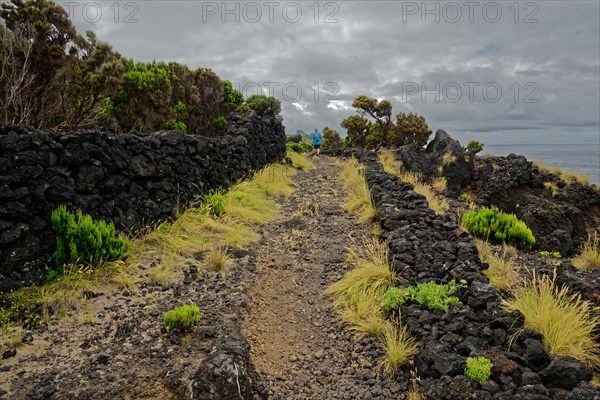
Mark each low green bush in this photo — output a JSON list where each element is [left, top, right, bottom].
[[203, 192, 226, 217], [461, 207, 536, 249], [163, 304, 200, 332], [50, 206, 131, 278], [381, 280, 464, 312], [465, 356, 493, 384], [286, 142, 312, 153]]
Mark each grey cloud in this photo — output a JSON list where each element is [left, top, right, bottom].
[[66, 0, 599, 144]]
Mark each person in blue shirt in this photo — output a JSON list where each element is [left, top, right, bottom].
[[311, 128, 323, 156]]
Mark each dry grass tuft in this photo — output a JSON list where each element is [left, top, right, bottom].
[[379, 320, 419, 376], [340, 158, 377, 224], [327, 237, 395, 301], [205, 242, 232, 273], [572, 234, 600, 270], [503, 271, 600, 368], [482, 245, 520, 291], [534, 161, 591, 185]]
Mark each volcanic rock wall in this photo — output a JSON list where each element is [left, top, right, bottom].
[[327, 148, 598, 400], [0, 112, 286, 291]]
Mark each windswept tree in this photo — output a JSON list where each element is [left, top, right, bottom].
[[341, 95, 432, 150], [351, 96, 393, 150]]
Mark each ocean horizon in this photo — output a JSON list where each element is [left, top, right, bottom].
[[481, 143, 600, 185]]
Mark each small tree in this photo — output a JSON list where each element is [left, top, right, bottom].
[[341, 115, 371, 149], [321, 127, 343, 151], [391, 112, 432, 148]]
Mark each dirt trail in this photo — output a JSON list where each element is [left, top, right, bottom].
[[1, 156, 404, 400], [244, 156, 400, 399]]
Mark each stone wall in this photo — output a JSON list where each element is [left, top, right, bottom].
[[0, 112, 286, 291], [326, 148, 598, 400]]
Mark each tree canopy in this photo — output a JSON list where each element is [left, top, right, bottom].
[[341, 95, 432, 150], [0, 0, 267, 135]]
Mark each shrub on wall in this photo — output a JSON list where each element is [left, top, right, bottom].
[[461, 207, 536, 249], [50, 205, 131, 277]]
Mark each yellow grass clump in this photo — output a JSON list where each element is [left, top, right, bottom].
[[572, 234, 600, 270], [503, 272, 600, 368], [340, 158, 377, 224], [379, 320, 419, 376]]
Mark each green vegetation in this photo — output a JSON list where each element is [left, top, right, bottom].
[[572, 234, 600, 270], [286, 141, 312, 153], [321, 127, 344, 150], [245, 95, 281, 117], [465, 356, 493, 384], [539, 250, 561, 258], [163, 304, 200, 332], [459, 193, 473, 202], [463, 140, 484, 155], [462, 207, 536, 249], [202, 192, 226, 217], [503, 272, 600, 368], [381, 280, 464, 312], [50, 206, 131, 279], [0, 0, 258, 134], [1, 159, 304, 329], [341, 95, 431, 150], [340, 158, 377, 224]]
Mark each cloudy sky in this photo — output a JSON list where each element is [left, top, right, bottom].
[[66, 0, 599, 145]]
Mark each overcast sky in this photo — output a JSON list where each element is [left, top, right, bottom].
[[65, 0, 599, 145]]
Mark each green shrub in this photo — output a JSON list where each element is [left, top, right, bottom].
[[50, 206, 131, 277], [246, 95, 281, 117], [381, 287, 412, 312], [286, 142, 312, 154], [465, 356, 493, 384], [459, 193, 472, 202], [461, 207, 536, 249], [463, 140, 484, 154], [163, 304, 200, 332], [381, 280, 464, 312], [203, 192, 226, 217], [210, 115, 228, 131]]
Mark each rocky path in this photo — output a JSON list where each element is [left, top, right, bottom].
[[244, 156, 404, 399], [1, 155, 407, 400]]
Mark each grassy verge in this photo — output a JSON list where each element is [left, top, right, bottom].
[[503, 272, 600, 368], [340, 158, 377, 224], [378, 151, 448, 215], [0, 153, 309, 330]]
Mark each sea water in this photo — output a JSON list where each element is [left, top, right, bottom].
[[481, 144, 600, 185]]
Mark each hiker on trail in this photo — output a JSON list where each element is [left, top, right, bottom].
[[311, 129, 323, 156]]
